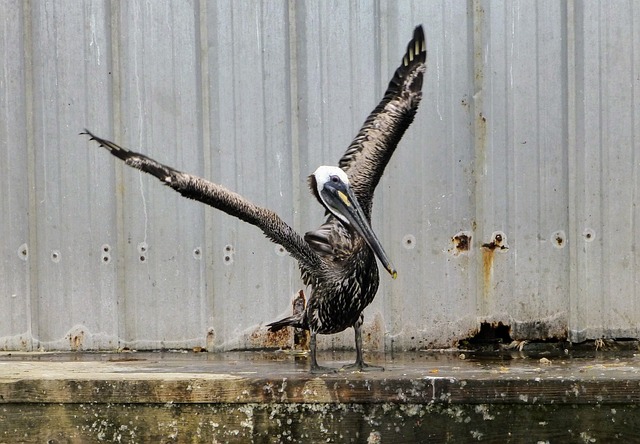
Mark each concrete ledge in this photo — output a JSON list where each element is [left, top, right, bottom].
[[2, 350, 640, 442]]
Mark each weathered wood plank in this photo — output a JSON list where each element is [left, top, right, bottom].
[[2, 352, 640, 405]]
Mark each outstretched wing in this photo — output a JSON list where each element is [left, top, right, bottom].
[[339, 25, 427, 213], [82, 130, 323, 283]]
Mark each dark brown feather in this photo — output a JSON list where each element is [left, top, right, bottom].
[[338, 25, 427, 216]]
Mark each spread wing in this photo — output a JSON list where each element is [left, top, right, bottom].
[[339, 25, 427, 213], [82, 130, 324, 284]]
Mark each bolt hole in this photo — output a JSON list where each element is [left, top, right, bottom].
[[139, 255, 146, 262], [18, 243, 29, 261], [583, 228, 595, 243], [102, 245, 110, 253], [194, 248, 201, 256], [402, 234, 416, 250], [551, 230, 566, 249], [224, 256, 231, 262], [224, 245, 233, 252]]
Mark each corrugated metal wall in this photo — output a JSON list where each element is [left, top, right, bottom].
[[1, 1, 638, 351]]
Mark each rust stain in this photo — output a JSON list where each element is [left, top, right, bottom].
[[293, 290, 309, 351], [70, 330, 85, 351], [364, 312, 385, 352], [249, 326, 291, 349], [473, 0, 487, 216], [481, 232, 509, 302], [481, 232, 508, 251], [551, 230, 566, 249], [206, 328, 215, 351], [451, 232, 472, 255], [482, 247, 494, 300], [473, 1, 485, 83], [477, 112, 487, 158], [247, 290, 310, 351]]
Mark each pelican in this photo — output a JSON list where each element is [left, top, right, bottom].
[[82, 25, 426, 373]]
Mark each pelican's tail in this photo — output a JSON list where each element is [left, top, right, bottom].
[[267, 315, 304, 332]]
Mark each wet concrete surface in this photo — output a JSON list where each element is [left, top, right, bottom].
[[1, 348, 640, 442]]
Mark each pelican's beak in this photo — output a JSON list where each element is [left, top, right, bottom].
[[322, 182, 398, 279]]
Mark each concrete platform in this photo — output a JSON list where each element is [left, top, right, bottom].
[[1, 348, 640, 443]]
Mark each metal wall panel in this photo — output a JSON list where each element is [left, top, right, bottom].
[[569, 1, 640, 341], [294, 1, 389, 351], [0, 1, 32, 350], [28, 0, 119, 349], [204, 1, 299, 349], [374, 1, 478, 349], [474, 1, 570, 340], [0, 1, 638, 351], [113, 1, 208, 348]]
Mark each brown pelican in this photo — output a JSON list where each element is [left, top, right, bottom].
[[82, 25, 426, 373]]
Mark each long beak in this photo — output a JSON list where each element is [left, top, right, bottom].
[[324, 185, 398, 279]]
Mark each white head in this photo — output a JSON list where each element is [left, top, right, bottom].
[[308, 165, 397, 279], [312, 166, 350, 195]]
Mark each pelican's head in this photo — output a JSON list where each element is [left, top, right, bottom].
[[309, 166, 397, 279]]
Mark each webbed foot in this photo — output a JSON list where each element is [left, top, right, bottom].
[[310, 364, 337, 374], [340, 361, 384, 373]]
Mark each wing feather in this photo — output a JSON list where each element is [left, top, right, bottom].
[[339, 25, 427, 213], [82, 130, 324, 282]]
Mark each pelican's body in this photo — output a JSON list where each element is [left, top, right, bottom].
[[83, 26, 426, 372]]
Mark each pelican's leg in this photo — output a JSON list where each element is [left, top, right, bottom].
[[341, 315, 384, 372], [309, 331, 336, 374]]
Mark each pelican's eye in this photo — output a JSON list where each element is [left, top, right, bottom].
[[330, 175, 340, 183]]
